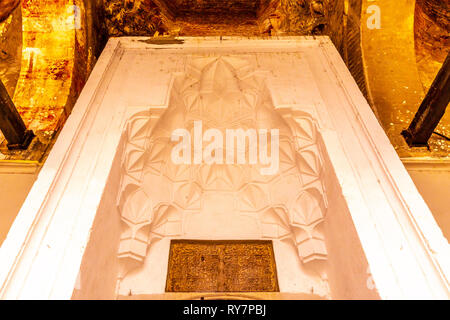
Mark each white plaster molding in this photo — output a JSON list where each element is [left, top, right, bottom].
[[115, 56, 330, 287]]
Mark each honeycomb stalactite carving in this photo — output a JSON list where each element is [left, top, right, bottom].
[[261, 0, 327, 35], [117, 55, 329, 283]]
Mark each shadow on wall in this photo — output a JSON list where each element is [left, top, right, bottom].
[[0, 0, 107, 246]]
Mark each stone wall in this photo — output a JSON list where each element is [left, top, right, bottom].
[[102, 0, 333, 37], [174, 0, 259, 16]]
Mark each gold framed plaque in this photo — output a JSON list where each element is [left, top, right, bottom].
[[165, 240, 279, 292]]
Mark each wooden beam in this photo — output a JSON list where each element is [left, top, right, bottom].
[[402, 52, 450, 147], [0, 79, 35, 150]]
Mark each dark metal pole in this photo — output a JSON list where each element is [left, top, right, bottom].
[[0, 79, 34, 150], [402, 52, 450, 147]]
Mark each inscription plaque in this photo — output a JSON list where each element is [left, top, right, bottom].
[[165, 240, 279, 292]]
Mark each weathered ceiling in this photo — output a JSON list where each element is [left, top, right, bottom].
[[415, 0, 450, 91], [0, 0, 449, 161], [0, 0, 19, 22]]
